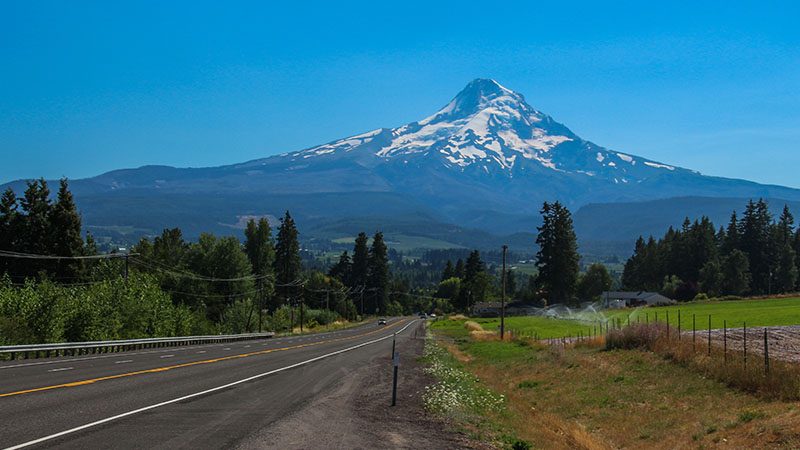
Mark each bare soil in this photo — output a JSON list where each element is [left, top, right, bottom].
[[237, 327, 487, 449], [707, 325, 800, 363]]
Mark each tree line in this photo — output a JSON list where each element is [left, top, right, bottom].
[[622, 199, 800, 300]]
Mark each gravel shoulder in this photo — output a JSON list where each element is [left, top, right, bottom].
[[236, 323, 486, 449]]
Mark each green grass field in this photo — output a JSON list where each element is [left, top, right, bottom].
[[434, 297, 800, 339], [605, 297, 800, 331]]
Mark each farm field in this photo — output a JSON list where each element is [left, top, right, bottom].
[[439, 297, 800, 340], [605, 297, 800, 330], [426, 325, 800, 448]]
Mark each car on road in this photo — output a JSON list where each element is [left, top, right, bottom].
[[418, 313, 427, 319], [378, 318, 387, 325]]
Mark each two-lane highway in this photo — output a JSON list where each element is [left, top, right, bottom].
[[0, 318, 419, 449]]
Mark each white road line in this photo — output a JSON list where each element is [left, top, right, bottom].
[[46, 367, 73, 373], [5, 320, 418, 450], [223, 348, 231, 351], [197, 351, 206, 354], [159, 355, 174, 359], [244, 345, 251, 348], [115, 360, 133, 364]]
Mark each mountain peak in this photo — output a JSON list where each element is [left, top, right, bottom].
[[438, 78, 523, 120]]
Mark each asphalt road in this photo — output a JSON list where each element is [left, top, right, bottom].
[[0, 318, 419, 449]]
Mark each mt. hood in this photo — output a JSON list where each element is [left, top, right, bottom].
[[5, 78, 800, 245]]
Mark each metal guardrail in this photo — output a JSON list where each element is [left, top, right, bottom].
[[0, 332, 275, 360]]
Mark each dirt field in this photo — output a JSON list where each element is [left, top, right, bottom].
[[707, 325, 800, 363]]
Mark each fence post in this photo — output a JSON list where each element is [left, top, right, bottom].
[[692, 314, 696, 352], [743, 322, 747, 369], [707, 315, 712, 356], [723, 320, 727, 363], [666, 311, 670, 339], [646, 312, 649, 324], [655, 311, 658, 323], [677, 310, 681, 340], [764, 328, 769, 376]]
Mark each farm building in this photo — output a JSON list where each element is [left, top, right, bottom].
[[472, 301, 540, 317], [601, 291, 675, 308], [472, 302, 502, 317]]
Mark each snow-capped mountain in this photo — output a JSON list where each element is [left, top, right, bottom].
[[281, 78, 684, 184], [4, 78, 800, 246]]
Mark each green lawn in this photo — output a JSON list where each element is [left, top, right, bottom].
[[434, 297, 800, 339]]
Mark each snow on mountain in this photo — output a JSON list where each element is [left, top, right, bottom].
[[286, 78, 685, 182]]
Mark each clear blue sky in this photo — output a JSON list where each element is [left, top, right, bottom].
[[2, 1, 799, 187]]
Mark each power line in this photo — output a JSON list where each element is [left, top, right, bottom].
[[0, 250, 126, 261]]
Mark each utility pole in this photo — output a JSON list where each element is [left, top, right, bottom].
[[300, 295, 304, 332], [501, 245, 507, 340]]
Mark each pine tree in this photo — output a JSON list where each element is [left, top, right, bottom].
[[274, 211, 302, 307], [244, 217, 276, 319], [49, 179, 84, 279], [535, 201, 580, 304], [0, 188, 19, 276], [441, 260, 455, 281], [328, 251, 352, 285], [351, 232, 370, 289], [722, 211, 740, 256], [19, 179, 52, 278], [795, 229, 800, 290], [464, 250, 484, 283], [367, 232, 390, 314], [454, 258, 466, 279], [739, 199, 772, 294], [721, 249, 751, 296]]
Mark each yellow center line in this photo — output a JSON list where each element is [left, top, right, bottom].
[[0, 319, 406, 399]]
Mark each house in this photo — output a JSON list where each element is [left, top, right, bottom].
[[600, 291, 676, 308], [472, 302, 502, 317]]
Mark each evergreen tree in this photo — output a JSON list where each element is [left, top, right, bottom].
[[454, 258, 466, 279], [367, 232, 390, 314], [739, 199, 772, 294], [19, 179, 52, 277], [274, 211, 302, 308], [49, 179, 84, 279], [441, 260, 455, 281], [535, 201, 580, 304], [328, 251, 352, 285], [722, 211, 740, 255], [0, 188, 19, 276], [351, 232, 370, 289], [795, 229, 800, 290], [244, 218, 276, 319], [464, 250, 484, 283], [721, 249, 751, 296]]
